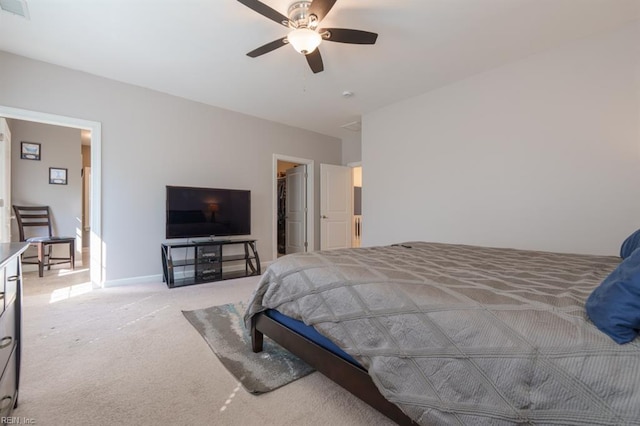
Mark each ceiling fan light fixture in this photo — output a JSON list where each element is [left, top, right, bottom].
[[287, 28, 321, 55], [238, 0, 378, 73]]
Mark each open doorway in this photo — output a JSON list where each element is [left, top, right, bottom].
[[0, 105, 103, 287], [272, 154, 314, 261], [277, 160, 304, 257], [352, 164, 362, 248], [8, 120, 88, 262]]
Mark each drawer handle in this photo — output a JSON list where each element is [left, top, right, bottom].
[[0, 395, 12, 411], [0, 337, 12, 349], [6, 276, 18, 282]]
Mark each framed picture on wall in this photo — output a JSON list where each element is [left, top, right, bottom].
[[20, 141, 41, 160], [49, 167, 68, 185]]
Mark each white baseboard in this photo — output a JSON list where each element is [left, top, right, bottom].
[[102, 261, 270, 288], [103, 274, 163, 287]]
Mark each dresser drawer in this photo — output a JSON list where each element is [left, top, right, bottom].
[[0, 302, 15, 375], [0, 266, 4, 317], [2, 256, 18, 309], [0, 347, 16, 420]]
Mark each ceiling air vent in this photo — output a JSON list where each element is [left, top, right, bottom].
[[0, 0, 30, 19]]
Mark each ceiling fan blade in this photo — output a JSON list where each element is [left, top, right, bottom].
[[305, 49, 324, 74], [308, 0, 337, 22], [247, 37, 288, 57], [321, 28, 378, 44], [237, 0, 289, 27]]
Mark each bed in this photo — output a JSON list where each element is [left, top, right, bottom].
[[244, 242, 640, 425]]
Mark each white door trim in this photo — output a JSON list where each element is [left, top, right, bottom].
[[0, 105, 103, 288], [0, 118, 11, 243], [272, 154, 314, 261]]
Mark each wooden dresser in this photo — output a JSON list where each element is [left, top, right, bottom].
[[0, 243, 28, 421]]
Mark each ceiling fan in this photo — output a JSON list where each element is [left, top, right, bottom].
[[237, 0, 378, 74]]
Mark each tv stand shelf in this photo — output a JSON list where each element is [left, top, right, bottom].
[[161, 239, 260, 288]]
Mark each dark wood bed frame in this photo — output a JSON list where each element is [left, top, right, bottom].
[[251, 312, 418, 425]]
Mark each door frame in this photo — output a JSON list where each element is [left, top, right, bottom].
[[348, 161, 362, 248], [272, 154, 314, 261], [0, 118, 11, 243], [0, 105, 103, 287]]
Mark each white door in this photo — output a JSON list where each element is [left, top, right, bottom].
[[285, 165, 307, 253], [320, 164, 352, 250], [0, 118, 11, 243]]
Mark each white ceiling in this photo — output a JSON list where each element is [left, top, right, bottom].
[[0, 0, 638, 139]]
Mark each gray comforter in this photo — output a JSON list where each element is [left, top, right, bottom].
[[244, 242, 640, 425]]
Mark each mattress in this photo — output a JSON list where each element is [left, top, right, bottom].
[[245, 242, 640, 425], [265, 308, 361, 366]]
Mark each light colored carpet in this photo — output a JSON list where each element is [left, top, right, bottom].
[[13, 266, 396, 425]]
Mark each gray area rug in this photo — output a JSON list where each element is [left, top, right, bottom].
[[183, 302, 314, 394]]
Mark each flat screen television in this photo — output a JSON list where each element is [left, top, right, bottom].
[[166, 185, 251, 239]]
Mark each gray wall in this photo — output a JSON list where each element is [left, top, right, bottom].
[[341, 131, 362, 165], [362, 22, 640, 256], [0, 51, 342, 283], [9, 121, 82, 259]]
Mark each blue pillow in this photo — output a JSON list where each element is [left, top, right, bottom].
[[586, 248, 640, 344], [620, 229, 640, 259]]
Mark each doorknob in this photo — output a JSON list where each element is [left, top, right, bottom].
[[321, 215, 328, 219]]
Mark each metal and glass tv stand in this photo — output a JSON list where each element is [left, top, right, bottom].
[[161, 239, 260, 288]]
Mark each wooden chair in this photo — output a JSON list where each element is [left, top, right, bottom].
[[12, 205, 76, 277]]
